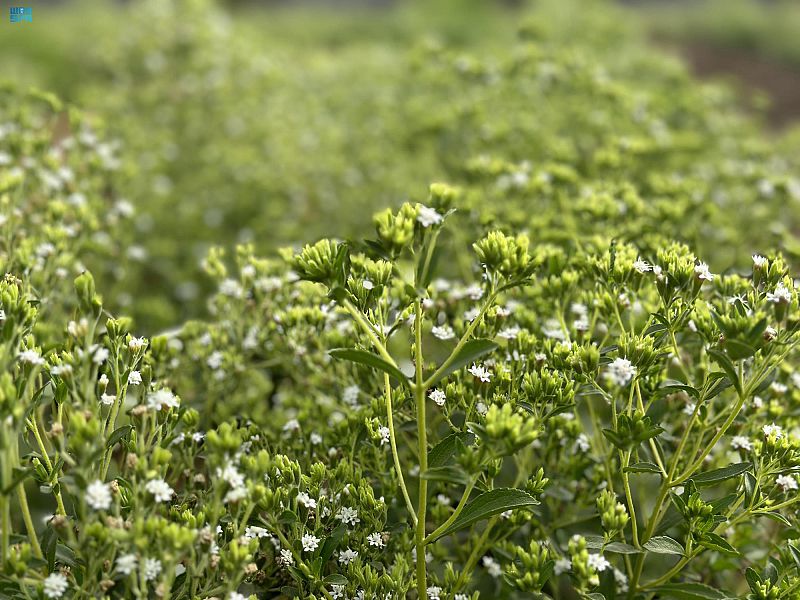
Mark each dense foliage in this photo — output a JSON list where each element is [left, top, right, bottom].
[[3, 1, 800, 599]]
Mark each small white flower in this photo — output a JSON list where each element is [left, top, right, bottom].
[[279, 548, 294, 566], [632, 258, 651, 274], [432, 325, 455, 340], [694, 262, 714, 282], [607, 358, 636, 386], [482, 555, 502, 577], [283, 418, 300, 432], [498, 326, 521, 340], [378, 426, 391, 446], [229, 593, 248, 600], [147, 389, 179, 411], [339, 548, 359, 565], [116, 553, 138, 575], [731, 436, 752, 451], [767, 284, 792, 304], [302, 533, 320, 552], [18, 349, 45, 366], [143, 557, 162, 581], [417, 204, 443, 228], [245, 526, 269, 539], [297, 492, 317, 509], [342, 384, 360, 407], [575, 433, 591, 453], [476, 402, 488, 416], [777, 475, 798, 492], [554, 557, 572, 575], [752, 254, 768, 268], [426, 586, 442, 600], [145, 478, 174, 503], [588, 553, 611, 572], [428, 389, 447, 406], [207, 351, 224, 370], [763, 423, 784, 439], [85, 480, 112, 511], [310, 432, 323, 445], [683, 402, 696, 416], [100, 393, 116, 407], [367, 532, 385, 548], [468, 363, 492, 382], [92, 347, 110, 364], [128, 370, 142, 385], [43, 573, 68, 598], [362, 279, 374, 290], [336, 506, 360, 525], [129, 337, 148, 351]]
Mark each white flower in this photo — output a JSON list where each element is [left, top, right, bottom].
[[426, 586, 442, 600], [145, 478, 174, 503], [588, 553, 611, 572], [220, 279, 243, 298], [614, 567, 629, 593], [279, 548, 294, 566], [607, 357, 636, 386], [50, 364, 72, 377], [378, 426, 391, 446], [0, 309, 5, 321], [342, 384, 360, 406], [302, 533, 320, 552], [554, 557, 572, 575], [336, 506, 360, 525], [428, 389, 446, 406], [498, 326, 521, 340], [100, 393, 116, 407], [310, 432, 323, 445], [417, 204, 442, 228], [92, 347, 110, 364], [207, 351, 224, 369], [128, 370, 142, 385], [432, 325, 455, 340], [633, 258, 651, 274], [476, 402, 488, 416], [229, 593, 248, 600], [482, 555, 502, 577], [731, 436, 752, 451], [367, 532, 385, 548], [468, 363, 492, 382], [297, 492, 317, 509], [43, 573, 68, 598], [777, 475, 798, 492], [454, 595, 469, 600], [763, 423, 784, 439], [694, 262, 714, 282], [85, 480, 112, 511], [752, 254, 768, 268], [683, 402, 696, 416], [129, 336, 148, 351], [767, 284, 792, 304], [283, 418, 300, 433], [18, 349, 45, 366], [144, 557, 162, 581], [147, 389, 179, 411], [245, 526, 269, 539], [330, 585, 347, 599], [575, 434, 591, 453], [116, 553, 138, 575], [339, 548, 359, 565]]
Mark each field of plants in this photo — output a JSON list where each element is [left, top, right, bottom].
[[3, 0, 800, 598]]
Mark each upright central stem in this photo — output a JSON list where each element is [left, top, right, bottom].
[[414, 299, 428, 599]]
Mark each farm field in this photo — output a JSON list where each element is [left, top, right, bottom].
[[2, 1, 800, 598]]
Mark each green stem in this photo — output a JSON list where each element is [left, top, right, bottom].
[[423, 292, 496, 389], [384, 373, 417, 525], [343, 300, 403, 375], [414, 299, 428, 600], [424, 479, 475, 544]]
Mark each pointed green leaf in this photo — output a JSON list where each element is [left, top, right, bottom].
[[329, 348, 409, 387], [643, 536, 684, 555], [428, 488, 538, 541], [651, 582, 729, 599], [428, 432, 474, 468], [690, 462, 750, 487]]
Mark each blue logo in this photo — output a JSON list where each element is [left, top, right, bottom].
[[10, 7, 32, 23]]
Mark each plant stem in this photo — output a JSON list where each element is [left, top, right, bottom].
[[384, 373, 417, 525], [414, 299, 428, 599], [424, 479, 475, 544], [343, 300, 403, 376]]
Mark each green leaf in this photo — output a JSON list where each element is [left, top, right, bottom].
[[707, 349, 742, 396], [319, 524, 346, 564], [643, 536, 684, 555], [106, 425, 133, 449], [427, 338, 498, 387], [322, 574, 348, 586], [420, 466, 470, 485], [754, 511, 792, 527], [329, 348, 409, 387], [428, 488, 538, 541], [651, 582, 729, 599], [428, 432, 474, 468], [624, 462, 663, 475], [745, 567, 763, 593], [698, 532, 739, 557], [586, 536, 641, 554], [689, 462, 751, 487]]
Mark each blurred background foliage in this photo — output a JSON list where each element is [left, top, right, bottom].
[[2, 0, 800, 332]]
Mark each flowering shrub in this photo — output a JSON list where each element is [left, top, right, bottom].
[[3, 2, 800, 599]]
